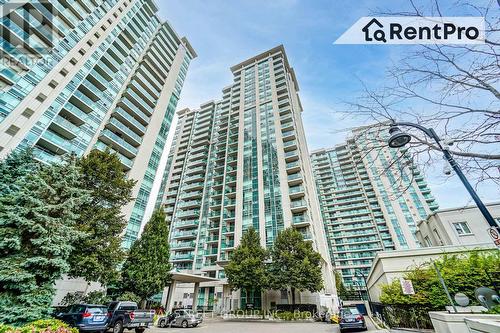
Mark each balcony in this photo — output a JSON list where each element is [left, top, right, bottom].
[[180, 191, 203, 200], [287, 172, 303, 186], [285, 150, 299, 162], [171, 253, 195, 261], [183, 182, 204, 191], [282, 130, 296, 141], [113, 108, 146, 135], [50, 115, 79, 140], [107, 117, 142, 146], [171, 230, 198, 240], [99, 129, 138, 159], [290, 200, 307, 213], [289, 185, 305, 199], [292, 214, 310, 227], [38, 130, 73, 155], [177, 200, 201, 209], [120, 98, 150, 125], [176, 210, 200, 219], [93, 141, 133, 170], [171, 241, 196, 250], [174, 219, 199, 228]]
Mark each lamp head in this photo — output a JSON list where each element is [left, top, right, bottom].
[[388, 125, 411, 148]]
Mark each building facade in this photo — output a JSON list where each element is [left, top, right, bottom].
[[416, 202, 500, 247], [159, 45, 336, 311], [311, 125, 438, 294], [0, 0, 196, 247]]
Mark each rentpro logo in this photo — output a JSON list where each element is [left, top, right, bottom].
[[335, 17, 485, 44]]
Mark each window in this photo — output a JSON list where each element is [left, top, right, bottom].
[[433, 228, 444, 245], [453, 222, 472, 235], [6, 125, 19, 136]]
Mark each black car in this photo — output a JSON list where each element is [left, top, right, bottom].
[[339, 307, 367, 332], [55, 304, 109, 333]]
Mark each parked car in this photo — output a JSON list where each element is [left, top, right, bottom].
[[339, 307, 367, 332], [55, 304, 109, 333], [157, 309, 202, 328], [107, 301, 155, 333]]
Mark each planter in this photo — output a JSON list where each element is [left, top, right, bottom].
[[465, 318, 500, 333], [429, 311, 500, 333]]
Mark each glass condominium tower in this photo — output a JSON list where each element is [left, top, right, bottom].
[[0, 0, 196, 247], [311, 125, 438, 294], [160, 45, 336, 310]]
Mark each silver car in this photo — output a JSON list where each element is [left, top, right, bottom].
[[158, 309, 202, 328]]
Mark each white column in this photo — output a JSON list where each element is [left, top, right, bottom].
[[192, 282, 200, 311]]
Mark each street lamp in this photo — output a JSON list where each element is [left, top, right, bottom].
[[387, 122, 500, 234]]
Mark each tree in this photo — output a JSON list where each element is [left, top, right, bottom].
[[0, 148, 38, 196], [335, 270, 349, 300], [380, 250, 500, 308], [268, 227, 323, 305], [0, 152, 88, 325], [67, 149, 135, 286], [346, 0, 499, 192], [224, 227, 268, 308], [122, 209, 172, 305]]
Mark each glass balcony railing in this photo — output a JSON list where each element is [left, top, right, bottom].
[[120, 98, 150, 123], [171, 241, 196, 249], [291, 200, 307, 208], [41, 130, 73, 152], [52, 115, 80, 136], [108, 117, 142, 144], [289, 186, 305, 194], [100, 129, 138, 156], [176, 210, 200, 218], [113, 108, 146, 134], [292, 215, 309, 224]]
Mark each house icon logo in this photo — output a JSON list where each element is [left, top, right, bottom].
[[361, 18, 386, 42]]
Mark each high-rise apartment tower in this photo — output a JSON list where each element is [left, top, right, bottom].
[[0, 0, 196, 247]]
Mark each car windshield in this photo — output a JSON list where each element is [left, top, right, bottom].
[[342, 308, 360, 316], [88, 306, 107, 314]]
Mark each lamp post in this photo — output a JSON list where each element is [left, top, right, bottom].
[[387, 122, 499, 233], [356, 271, 372, 312]]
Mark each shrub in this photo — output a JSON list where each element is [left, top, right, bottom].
[[0, 319, 78, 333], [272, 311, 312, 321]]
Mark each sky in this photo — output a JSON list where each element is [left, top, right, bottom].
[[156, 0, 499, 209]]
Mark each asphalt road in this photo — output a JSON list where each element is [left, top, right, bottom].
[[148, 316, 388, 333]]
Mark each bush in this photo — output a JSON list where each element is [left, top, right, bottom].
[[380, 250, 500, 308], [272, 311, 312, 321], [0, 319, 78, 333]]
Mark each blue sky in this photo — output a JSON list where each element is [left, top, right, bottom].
[[157, 0, 498, 209]]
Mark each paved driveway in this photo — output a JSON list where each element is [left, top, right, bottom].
[[148, 316, 387, 333]]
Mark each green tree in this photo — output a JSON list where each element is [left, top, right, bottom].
[[268, 227, 323, 304], [0, 148, 38, 195], [224, 227, 268, 308], [122, 209, 172, 305], [380, 250, 500, 308], [67, 149, 135, 286], [0, 152, 88, 325], [335, 270, 349, 299]]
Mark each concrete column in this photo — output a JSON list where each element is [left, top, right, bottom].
[[160, 286, 169, 307], [165, 280, 177, 312], [192, 282, 200, 312]]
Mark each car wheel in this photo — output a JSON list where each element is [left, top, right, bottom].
[[181, 320, 188, 328], [158, 319, 166, 328], [113, 320, 124, 333]]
